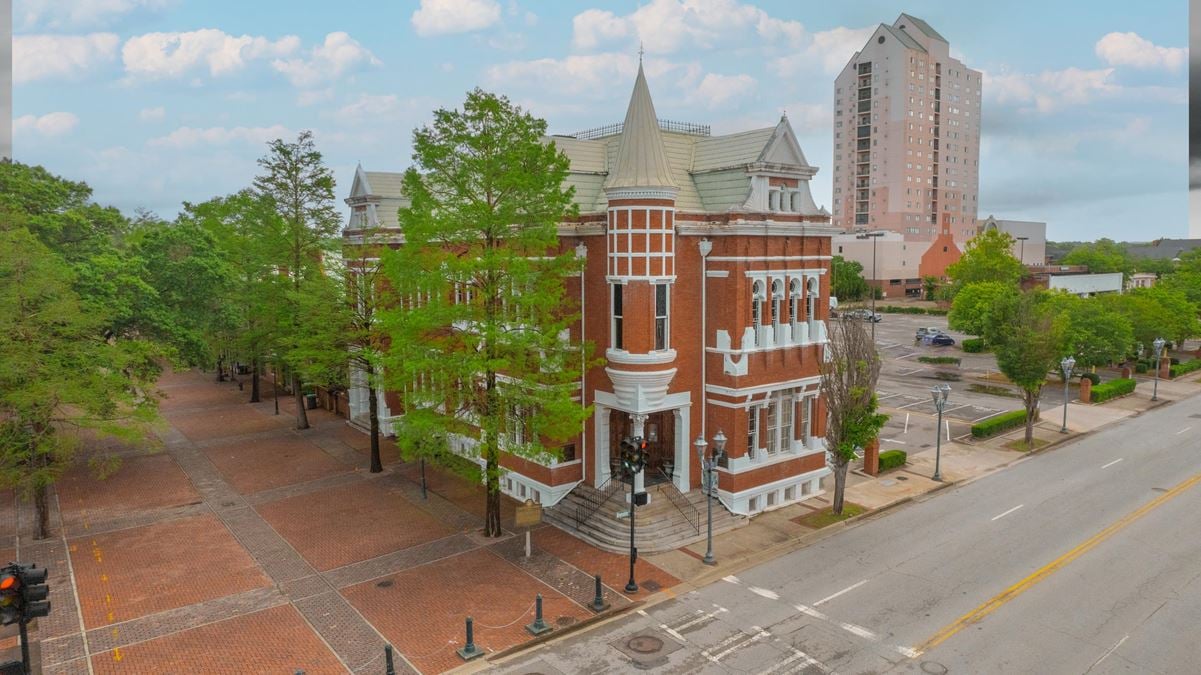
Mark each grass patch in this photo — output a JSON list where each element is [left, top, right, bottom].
[[968, 383, 1020, 398], [795, 502, 866, 529], [1003, 438, 1050, 452]]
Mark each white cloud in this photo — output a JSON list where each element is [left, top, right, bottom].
[[331, 94, 401, 122], [147, 124, 290, 149], [985, 67, 1122, 112], [769, 25, 876, 77], [411, 0, 502, 37], [16, 0, 173, 29], [1095, 32, 1187, 71], [271, 32, 381, 88], [486, 53, 690, 101], [122, 29, 300, 79], [13, 33, 120, 84], [570, 0, 805, 54], [14, 112, 81, 137], [686, 73, 756, 108], [138, 106, 165, 121]]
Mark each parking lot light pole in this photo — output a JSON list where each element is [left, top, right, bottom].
[[1152, 337, 1166, 401], [931, 384, 950, 481], [694, 430, 727, 566], [1060, 355, 1075, 434], [856, 231, 885, 342], [1016, 236, 1029, 265]]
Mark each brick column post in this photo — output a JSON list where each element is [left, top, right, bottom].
[[1120, 366, 1132, 379], [863, 437, 880, 476], [1159, 357, 1171, 379], [1079, 377, 1092, 403]]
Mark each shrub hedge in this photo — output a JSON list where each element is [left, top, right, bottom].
[[971, 409, 1027, 438], [876, 305, 949, 316], [1081, 372, 1100, 386], [878, 449, 907, 472], [1090, 378, 1136, 403], [1169, 359, 1201, 378], [918, 356, 961, 365], [1135, 363, 1148, 374], [962, 337, 986, 353]]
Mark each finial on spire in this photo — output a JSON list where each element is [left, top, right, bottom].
[[638, 41, 645, 63]]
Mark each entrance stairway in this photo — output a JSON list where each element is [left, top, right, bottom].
[[544, 475, 749, 554]]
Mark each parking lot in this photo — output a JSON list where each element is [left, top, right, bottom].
[[840, 309, 1053, 448]]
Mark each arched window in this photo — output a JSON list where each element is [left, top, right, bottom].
[[806, 277, 819, 323], [751, 281, 764, 329], [771, 280, 784, 328], [789, 279, 802, 323]]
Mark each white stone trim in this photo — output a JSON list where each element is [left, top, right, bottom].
[[676, 223, 844, 237], [709, 256, 832, 262], [501, 471, 579, 508], [724, 437, 826, 474], [705, 375, 822, 398], [715, 466, 830, 516], [604, 187, 679, 200], [705, 270, 730, 278], [605, 348, 677, 365]]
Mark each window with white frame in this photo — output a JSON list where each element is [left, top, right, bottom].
[[654, 283, 669, 350], [747, 406, 759, 457], [771, 279, 784, 329], [806, 278, 818, 323], [751, 280, 765, 330], [801, 395, 813, 444], [766, 391, 794, 454], [611, 283, 624, 350], [789, 279, 802, 324]]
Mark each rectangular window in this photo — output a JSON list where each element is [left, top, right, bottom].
[[612, 284, 623, 350], [801, 396, 812, 443], [747, 407, 759, 457], [767, 392, 793, 454], [654, 283, 669, 351]]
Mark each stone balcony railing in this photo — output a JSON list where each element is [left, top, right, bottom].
[[712, 320, 828, 376]]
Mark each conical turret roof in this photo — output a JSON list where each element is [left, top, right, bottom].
[[604, 62, 679, 192]]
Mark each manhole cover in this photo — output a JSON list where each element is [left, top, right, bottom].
[[555, 616, 576, 627], [921, 662, 948, 675], [376, 580, 394, 588], [896, 475, 909, 481], [642, 580, 661, 592], [626, 636, 664, 654]]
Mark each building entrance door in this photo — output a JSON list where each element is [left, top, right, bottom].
[[607, 409, 676, 486]]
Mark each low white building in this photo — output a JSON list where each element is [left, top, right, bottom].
[[1048, 272, 1123, 297], [978, 215, 1046, 265]]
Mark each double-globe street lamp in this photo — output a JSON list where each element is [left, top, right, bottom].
[[1152, 337, 1166, 402], [931, 384, 951, 482], [693, 430, 728, 566], [1060, 355, 1076, 434]]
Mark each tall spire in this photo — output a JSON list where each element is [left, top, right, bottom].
[[604, 61, 678, 192]]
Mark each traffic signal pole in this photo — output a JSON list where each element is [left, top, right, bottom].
[[17, 619, 28, 675]]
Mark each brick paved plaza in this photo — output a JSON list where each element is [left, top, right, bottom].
[[5, 369, 679, 673]]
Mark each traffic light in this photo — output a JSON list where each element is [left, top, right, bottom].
[[619, 436, 636, 475], [0, 564, 50, 626], [0, 569, 19, 626], [17, 565, 49, 621]]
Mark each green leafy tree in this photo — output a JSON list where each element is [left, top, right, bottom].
[[1098, 292, 1179, 350], [948, 281, 1017, 337], [820, 319, 888, 515], [1047, 294, 1134, 369], [830, 255, 869, 302], [985, 291, 1065, 447], [1158, 250, 1201, 306], [382, 89, 593, 537], [0, 224, 160, 538], [1132, 286, 1200, 348], [1061, 238, 1133, 280], [253, 131, 342, 429], [341, 224, 393, 473], [922, 275, 940, 301], [945, 229, 1023, 294]]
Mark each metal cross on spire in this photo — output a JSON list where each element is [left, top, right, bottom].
[[638, 41, 644, 63]]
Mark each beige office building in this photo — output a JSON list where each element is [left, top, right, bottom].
[[831, 14, 981, 245]]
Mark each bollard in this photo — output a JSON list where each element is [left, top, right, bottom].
[[385, 644, 396, 675], [526, 594, 552, 635], [456, 616, 483, 661], [590, 574, 610, 613]]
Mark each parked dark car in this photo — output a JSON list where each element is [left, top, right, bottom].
[[931, 333, 956, 346]]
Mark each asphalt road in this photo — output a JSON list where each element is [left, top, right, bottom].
[[497, 393, 1201, 674]]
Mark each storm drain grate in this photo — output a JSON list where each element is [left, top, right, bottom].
[[641, 580, 661, 592], [626, 636, 664, 654]]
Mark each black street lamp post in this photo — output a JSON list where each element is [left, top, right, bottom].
[[856, 231, 885, 342], [931, 384, 950, 481], [621, 437, 647, 593], [1060, 356, 1075, 434], [693, 430, 727, 566]]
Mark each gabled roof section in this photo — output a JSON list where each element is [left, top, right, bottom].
[[363, 171, 405, 199], [692, 128, 775, 172], [757, 116, 811, 168], [879, 23, 925, 52], [604, 62, 679, 191], [348, 164, 372, 198], [895, 14, 947, 44]]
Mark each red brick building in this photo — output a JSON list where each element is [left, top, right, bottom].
[[344, 64, 838, 522]]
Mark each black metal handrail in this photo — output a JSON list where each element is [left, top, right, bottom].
[[574, 474, 625, 528], [656, 468, 700, 536]]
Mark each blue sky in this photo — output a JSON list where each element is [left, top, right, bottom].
[[11, 0, 1189, 241]]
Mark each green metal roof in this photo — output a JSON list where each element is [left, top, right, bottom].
[[896, 14, 948, 44]]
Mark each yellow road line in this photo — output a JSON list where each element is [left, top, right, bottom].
[[915, 470, 1201, 655]]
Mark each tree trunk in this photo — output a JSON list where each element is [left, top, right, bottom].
[[484, 452, 502, 537], [832, 461, 848, 516], [249, 358, 261, 403], [1024, 390, 1038, 447], [368, 380, 382, 473], [34, 485, 49, 540], [293, 372, 310, 430], [215, 355, 226, 382]]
